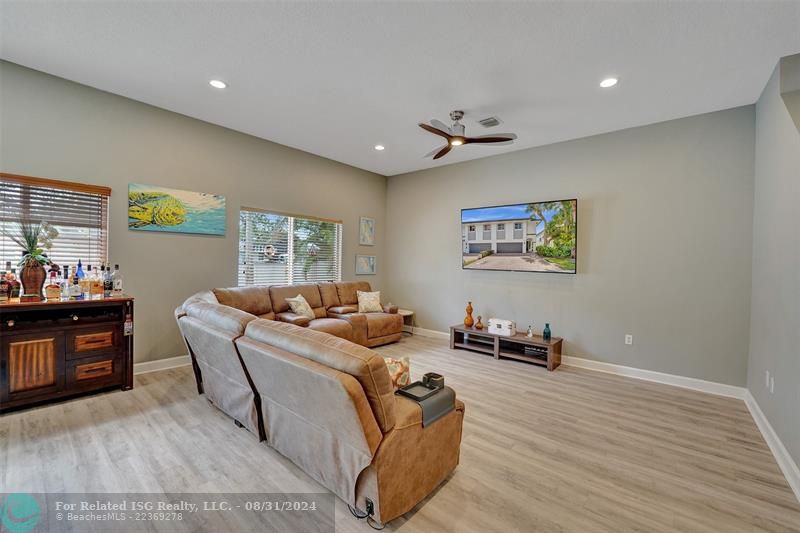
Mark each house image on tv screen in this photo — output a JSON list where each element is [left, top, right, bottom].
[[461, 200, 576, 273]]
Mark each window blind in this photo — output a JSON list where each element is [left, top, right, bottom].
[[0, 174, 110, 271], [238, 208, 342, 287]]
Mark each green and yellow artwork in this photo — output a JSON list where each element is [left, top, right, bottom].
[[128, 184, 225, 235]]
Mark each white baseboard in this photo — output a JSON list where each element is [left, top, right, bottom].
[[745, 391, 800, 502], [405, 325, 449, 339], [561, 355, 747, 399], [408, 326, 747, 398], [133, 354, 191, 375]]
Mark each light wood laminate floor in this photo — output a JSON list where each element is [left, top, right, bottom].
[[2, 335, 798, 532]]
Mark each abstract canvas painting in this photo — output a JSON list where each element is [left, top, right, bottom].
[[128, 183, 225, 236], [359, 216, 375, 246], [355, 254, 376, 275]]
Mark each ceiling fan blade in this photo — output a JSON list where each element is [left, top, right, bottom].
[[464, 135, 517, 144], [430, 119, 452, 135], [424, 145, 447, 158], [473, 133, 517, 140], [419, 123, 451, 139], [433, 145, 452, 160]]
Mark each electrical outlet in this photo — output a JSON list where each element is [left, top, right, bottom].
[[770, 376, 774, 394], [766, 370, 770, 388], [625, 334, 633, 345]]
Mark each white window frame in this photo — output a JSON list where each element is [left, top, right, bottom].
[[239, 207, 342, 287]]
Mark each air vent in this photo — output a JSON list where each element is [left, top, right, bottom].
[[477, 116, 501, 128]]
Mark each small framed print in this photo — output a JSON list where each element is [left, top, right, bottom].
[[359, 216, 375, 246], [355, 254, 376, 275]]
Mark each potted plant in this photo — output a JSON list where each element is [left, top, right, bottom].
[[5, 219, 58, 299]]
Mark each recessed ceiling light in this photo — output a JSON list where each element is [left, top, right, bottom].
[[600, 77, 618, 88], [209, 79, 227, 89], [374, 144, 385, 151]]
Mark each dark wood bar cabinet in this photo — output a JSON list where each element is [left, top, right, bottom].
[[0, 297, 134, 413]]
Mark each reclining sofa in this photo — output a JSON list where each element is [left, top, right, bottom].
[[213, 281, 403, 347], [175, 283, 465, 525]]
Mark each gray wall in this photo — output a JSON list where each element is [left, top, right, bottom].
[[748, 60, 800, 463], [0, 61, 387, 363], [386, 107, 755, 386]]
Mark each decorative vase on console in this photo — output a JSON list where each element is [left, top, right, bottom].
[[463, 301, 474, 328], [543, 323, 552, 341], [475, 315, 483, 330], [9, 219, 58, 299]]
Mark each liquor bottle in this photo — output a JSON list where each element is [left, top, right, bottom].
[[71, 265, 83, 300], [90, 265, 104, 299], [61, 265, 71, 300], [45, 271, 62, 301], [112, 264, 123, 297], [0, 268, 8, 303], [76, 259, 85, 279], [8, 269, 20, 300], [103, 263, 113, 297], [80, 264, 92, 299]]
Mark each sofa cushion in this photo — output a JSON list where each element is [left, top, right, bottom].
[[365, 313, 403, 339], [335, 281, 372, 306], [286, 294, 315, 319], [276, 312, 312, 327], [357, 290, 383, 313], [308, 318, 354, 341], [383, 357, 410, 389], [328, 305, 358, 315], [318, 282, 341, 309], [185, 301, 256, 336], [212, 286, 272, 316], [244, 319, 396, 432], [270, 283, 326, 318]]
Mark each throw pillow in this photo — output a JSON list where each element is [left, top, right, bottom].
[[286, 294, 315, 319], [357, 290, 383, 313], [383, 357, 410, 390]]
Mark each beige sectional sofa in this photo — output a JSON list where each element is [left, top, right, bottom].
[[175, 284, 465, 525]]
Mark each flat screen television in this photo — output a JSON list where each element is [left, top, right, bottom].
[[461, 199, 577, 274]]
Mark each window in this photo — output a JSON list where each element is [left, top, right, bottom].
[[497, 223, 505, 240], [482, 224, 491, 240], [514, 222, 523, 239], [238, 207, 342, 286], [0, 173, 109, 270], [467, 225, 476, 241]]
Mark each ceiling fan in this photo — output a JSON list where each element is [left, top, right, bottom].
[[419, 110, 517, 160]]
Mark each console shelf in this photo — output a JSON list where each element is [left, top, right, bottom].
[[450, 324, 562, 371]]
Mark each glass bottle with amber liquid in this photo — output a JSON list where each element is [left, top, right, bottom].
[[45, 271, 62, 301], [80, 265, 93, 299], [90, 265, 105, 299]]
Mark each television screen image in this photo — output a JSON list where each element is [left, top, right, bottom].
[[461, 199, 577, 274]]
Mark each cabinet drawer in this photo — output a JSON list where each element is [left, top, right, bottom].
[[66, 326, 121, 359], [66, 354, 122, 390]]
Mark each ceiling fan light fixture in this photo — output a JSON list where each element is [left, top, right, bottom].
[[600, 77, 618, 88], [450, 138, 464, 146]]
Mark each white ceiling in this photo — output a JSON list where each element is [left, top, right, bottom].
[[1, 1, 799, 176]]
